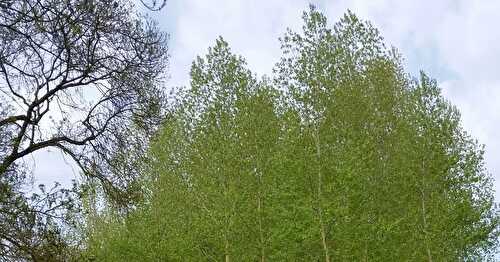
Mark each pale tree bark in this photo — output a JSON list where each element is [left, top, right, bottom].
[[314, 128, 331, 262], [224, 218, 231, 262], [225, 243, 230, 262], [257, 182, 265, 262], [420, 161, 433, 262]]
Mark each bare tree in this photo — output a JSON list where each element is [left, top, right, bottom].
[[0, 0, 168, 259], [0, 0, 167, 186]]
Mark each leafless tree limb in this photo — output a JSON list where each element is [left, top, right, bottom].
[[0, 0, 168, 259]]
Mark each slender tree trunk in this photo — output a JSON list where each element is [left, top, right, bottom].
[[254, 132, 266, 261], [257, 193, 265, 262], [314, 129, 331, 262], [224, 236, 230, 262], [223, 174, 231, 262], [420, 162, 433, 262], [364, 242, 368, 262]]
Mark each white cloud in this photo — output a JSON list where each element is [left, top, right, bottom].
[[163, 0, 308, 86], [24, 148, 79, 193]]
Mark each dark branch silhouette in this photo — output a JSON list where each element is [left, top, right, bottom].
[[0, 0, 168, 259]]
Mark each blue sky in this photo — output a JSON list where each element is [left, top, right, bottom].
[[34, 0, 500, 201]]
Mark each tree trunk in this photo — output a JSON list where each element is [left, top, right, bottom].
[[225, 238, 230, 262], [314, 129, 331, 262], [364, 242, 368, 262], [258, 194, 265, 262], [420, 162, 433, 262]]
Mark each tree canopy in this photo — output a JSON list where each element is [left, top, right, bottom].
[[83, 6, 499, 261]]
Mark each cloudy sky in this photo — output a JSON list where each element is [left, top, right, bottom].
[[35, 0, 500, 201]]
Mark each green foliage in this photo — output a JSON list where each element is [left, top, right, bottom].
[[83, 6, 499, 261]]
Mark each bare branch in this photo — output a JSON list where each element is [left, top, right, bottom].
[[0, 0, 168, 258]]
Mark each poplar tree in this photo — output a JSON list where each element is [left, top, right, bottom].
[[84, 7, 499, 261], [85, 38, 285, 261], [276, 5, 499, 261]]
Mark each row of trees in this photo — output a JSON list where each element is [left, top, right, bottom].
[[83, 7, 499, 261]]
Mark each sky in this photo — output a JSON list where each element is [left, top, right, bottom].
[[33, 0, 500, 201]]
